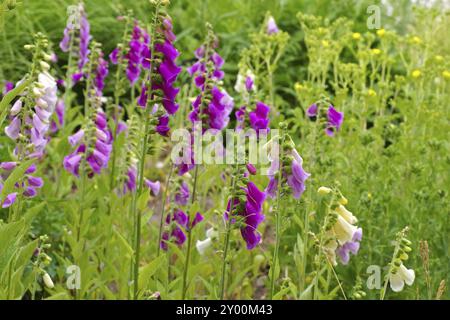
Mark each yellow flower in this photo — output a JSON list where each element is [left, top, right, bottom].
[[412, 70, 421, 78], [442, 71, 450, 80], [377, 28, 386, 37], [322, 40, 330, 47], [352, 32, 361, 40], [411, 36, 422, 44], [435, 55, 444, 62], [294, 82, 303, 91], [368, 89, 377, 97], [371, 48, 381, 55], [335, 205, 358, 224]]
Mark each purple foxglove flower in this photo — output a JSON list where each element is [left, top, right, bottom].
[[245, 76, 254, 92], [59, 24, 73, 52], [1, 192, 17, 208], [235, 106, 246, 131], [249, 102, 270, 132], [190, 212, 204, 230], [94, 53, 109, 96], [145, 179, 161, 196], [68, 129, 85, 146], [171, 226, 187, 246], [27, 176, 44, 188], [246, 164, 257, 175], [3, 81, 14, 95], [175, 181, 190, 206], [226, 181, 266, 250], [325, 105, 344, 136], [267, 16, 279, 35], [109, 48, 119, 64], [10, 100, 23, 116], [123, 166, 137, 193], [306, 103, 318, 118], [266, 149, 310, 199], [23, 186, 37, 198], [0, 162, 17, 170], [50, 99, 65, 133], [5, 116, 21, 139], [337, 228, 362, 264]]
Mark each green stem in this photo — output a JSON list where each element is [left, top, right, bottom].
[[131, 6, 160, 299], [157, 165, 174, 256], [181, 165, 199, 299], [269, 137, 284, 300], [219, 166, 238, 299]]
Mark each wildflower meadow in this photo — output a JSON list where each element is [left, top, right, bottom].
[[0, 0, 448, 302]]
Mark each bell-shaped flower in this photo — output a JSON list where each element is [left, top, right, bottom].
[[389, 263, 415, 292]]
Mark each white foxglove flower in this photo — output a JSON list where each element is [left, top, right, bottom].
[[234, 70, 256, 93], [389, 264, 415, 292], [196, 238, 212, 255]]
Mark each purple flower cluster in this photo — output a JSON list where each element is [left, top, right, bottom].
[[63, 110, 112, 177], [94, 53, 109, 96], [249, 101, 270, 133], [267, 148, 310, 199], [226, 181, 266, 250], [187, 46, 225, 89], [60, 3, 92, 85], [307, 104, 344, 136], [0, 163, 43, 208], [137, 18, 182, 137], [161, 209, 203, 251], [189, 86, 234, 131], [50, 99, 65, 133]]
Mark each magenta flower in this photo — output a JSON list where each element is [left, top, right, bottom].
[[249, 102, 270, 133], [226, 181, 266, 249], [160, 210, 203, 251], [94, 53, 109, 96], [306, 103, 318, 118], [326, 105, 344, 136], [2, 81, 14, 96]]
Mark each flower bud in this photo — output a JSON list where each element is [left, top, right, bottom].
[[317, 186, 332, 195], [338, 196, 348, 205], [43, 272, 54, 289]]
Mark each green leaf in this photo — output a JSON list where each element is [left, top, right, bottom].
[[138, 255, 165, 291], [0, 159, 35, 203], [0, 77, 31, 128]]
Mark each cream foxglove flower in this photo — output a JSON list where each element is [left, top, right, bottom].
[[389, 263, 415, 292], [332, 215, 357, 245], [335, 205, 357, 224]]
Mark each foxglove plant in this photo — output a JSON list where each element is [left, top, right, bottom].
[[180, 24, 234, 299], [1, 33, 56, 212], [59, 2, 91, 86], [381, 227, 415, 299], [63, 44, 111, 179], [266, 124, 310, 299], [129, 0, 182, 299], [220, 163, 266, 299], [63, 42, 111, 246]]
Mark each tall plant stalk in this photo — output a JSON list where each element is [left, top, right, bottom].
[[131, 4, 160, 300]]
